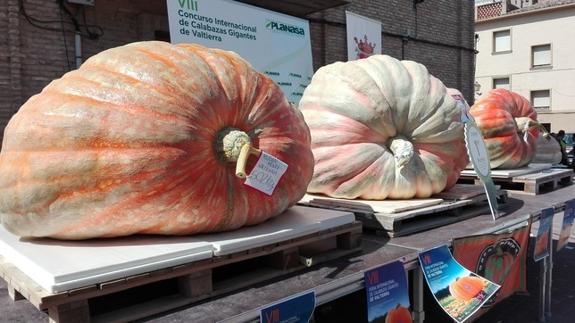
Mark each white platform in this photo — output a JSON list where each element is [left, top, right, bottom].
[[199, 207, 354, 256], [0, 206, 353, 293], [462, 163, 552, 178], [301, 194, 443, 214]]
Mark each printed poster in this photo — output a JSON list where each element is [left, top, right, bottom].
[[452, 221, 531, 315], [167, 0, 313, 104], [534, 208, 554, 261], [260, 290, 315, 323], [419, 245, 500, 323], [364, 261, 412, 323], [557, 200, 575, 251], [346, 11, 381, 60]]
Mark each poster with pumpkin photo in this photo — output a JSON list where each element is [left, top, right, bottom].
[[364, 261, 412, 323], [419, 245, 500, 323], [452, 220, 531, 317], [557, 200, 575, 252]]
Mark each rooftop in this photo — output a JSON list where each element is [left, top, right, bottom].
[[476, 0, 575, 22]]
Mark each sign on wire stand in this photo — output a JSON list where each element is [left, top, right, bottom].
[[557, 200, 575, 251], [419, 245, 500, 323], [166, 0, 313, 104], [260, 290, 315, 323], [534, 208, 554, 261], [364, 261, 412, 323], [450, 92, 500, 220]]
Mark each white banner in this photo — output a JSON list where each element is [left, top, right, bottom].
[[167, 0, 313, 104], [346, 11, 382, 61]]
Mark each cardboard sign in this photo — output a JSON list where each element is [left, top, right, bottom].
[[557, 200, 575, 251], [534, 208, 554, 261], [260, 290, 315, 323], [451, 93, 499, 220], [364, 261, 412, 323], [419, 245, 500, 323], [245, 152, 288, 195]]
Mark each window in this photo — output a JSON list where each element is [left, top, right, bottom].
[[531, 90, 550, 109], [532, 44, 551, 67], [493, 77, 510, 90], [493, 30, 511, 53]]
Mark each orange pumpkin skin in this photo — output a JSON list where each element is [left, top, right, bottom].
[[469, 89, 539, 169], [385, 304, 412, 323], [0, 41, 314, 240], [449, 276, 485, 301]]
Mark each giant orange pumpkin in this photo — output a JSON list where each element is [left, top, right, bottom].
[[385, 304, 412, 323], [0, 41, 314, 240], [300, 55, 468, 199], [449, 276, 485, 301], [470, 89, 544, 169]]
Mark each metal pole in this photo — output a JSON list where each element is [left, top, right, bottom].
[[412, 267, 425, 323], [545, 225, 553, 320], [74, 31, 82, 69], [539, 257, 547, 323]]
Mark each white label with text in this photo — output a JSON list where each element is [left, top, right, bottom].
[[245, 152, 288, 195]]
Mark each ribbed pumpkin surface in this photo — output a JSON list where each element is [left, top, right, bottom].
[[0, 41, 313, 239], [300, 55, 467, 199], [470, 89, 539, 169], [533, 134, 562, 164]]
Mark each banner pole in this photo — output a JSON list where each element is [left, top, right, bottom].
[[545, 224, 553, 320], [412, 267, 425, 323], [539, 255, 547, 323]]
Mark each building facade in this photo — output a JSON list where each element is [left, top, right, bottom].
[[0, 0, 475, 143], [475, 0, 575, 132]]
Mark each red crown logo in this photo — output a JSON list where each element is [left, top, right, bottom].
[[354, 34, 376, 59]]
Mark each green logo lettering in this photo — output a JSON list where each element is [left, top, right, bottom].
[[179, 0, 198, 11]]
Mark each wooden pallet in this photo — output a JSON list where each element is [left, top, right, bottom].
[[0, 222, 362, 323], [300, 185, 507, 237], [459, 168, 573, 195]]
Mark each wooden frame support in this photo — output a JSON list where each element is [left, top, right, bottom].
[[177, 269, 213, 299], [268, 247, 300, 270], [337, 230, 362, 250], [48, 299, 90, 323]]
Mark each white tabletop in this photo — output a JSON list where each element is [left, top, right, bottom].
[[0, 206, 354, 293]]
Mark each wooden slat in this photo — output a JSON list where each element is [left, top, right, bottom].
[[48, 300, 90, 323], [459, 168, 573, 196]]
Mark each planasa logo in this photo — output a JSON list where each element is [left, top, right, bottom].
[[265, 19, 305, 37]]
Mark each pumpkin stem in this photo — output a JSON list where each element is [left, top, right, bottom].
[[388, 136, 414, 169], [235, 144, 261, 179], [215, 128, 261, 178], [515, 117, 549, 140]]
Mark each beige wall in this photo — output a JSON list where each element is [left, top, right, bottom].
[[475, 7, 575, 132]]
